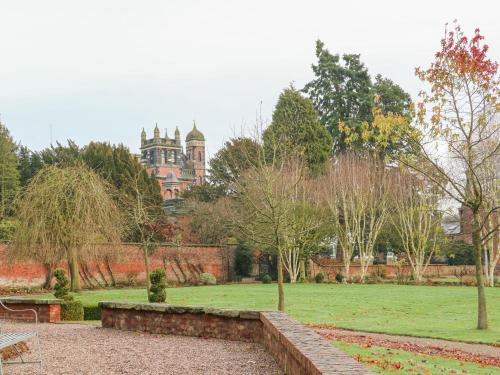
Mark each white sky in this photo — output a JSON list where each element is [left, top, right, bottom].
[[0, 0, 498, 160]]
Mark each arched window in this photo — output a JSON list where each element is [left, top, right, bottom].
[[198, 151, 202, 162], [166, 189, 172, 199]]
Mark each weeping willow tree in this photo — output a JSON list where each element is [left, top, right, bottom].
[[11, 164, 122, 291]]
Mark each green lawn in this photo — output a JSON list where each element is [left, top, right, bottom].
[[332, 341, 500, 375], [42, 283, 500, 344]]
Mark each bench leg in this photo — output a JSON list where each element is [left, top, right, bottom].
[[36, 334, 43, 374]]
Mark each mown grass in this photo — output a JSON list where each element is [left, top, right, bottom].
[[332, 340, 500, 375], [41, 283, 500, 344]]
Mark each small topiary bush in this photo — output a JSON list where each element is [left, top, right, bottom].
[[199, 272, 217, 286], [335, 272, 344, 283], [261, 274, 272, 284], [61, 300, 84, 321], [83, 305, 101, 321], [149, 268, 167, 303], [315, 272, 325, 284], [53, 268, 70, 299]]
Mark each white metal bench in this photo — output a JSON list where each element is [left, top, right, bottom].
[[0, 299, 43, 374]]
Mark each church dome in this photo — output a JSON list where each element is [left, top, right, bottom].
[[186, 122, 205, 141]]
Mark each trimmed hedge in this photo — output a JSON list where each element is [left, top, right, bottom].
[[61, 300, 84, 321], [83, 305, 101, 321]]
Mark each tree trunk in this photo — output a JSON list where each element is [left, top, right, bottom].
[[143, 245, 151, 300], [277, 247, 285, 311], [43, 263, 53, 289], [67, 247, 81, 291], [299, 255, 307, 282], [105, 258, 116, 286], [472, 211, 488, 330]]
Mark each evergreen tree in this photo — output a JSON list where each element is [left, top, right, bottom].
[[263, 88, 332, 174], [17, 145, 42, 187], [0, 122, 20, 219], [304, 40, 413, 155]]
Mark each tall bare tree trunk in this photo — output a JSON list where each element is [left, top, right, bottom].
[[143, 245, 151, 300], [277, 247, 285, 311], [472, 211, 488, 329], [43, 263, 54, 289], [67, 247, 81, 291], [299, 254, 307, 282]]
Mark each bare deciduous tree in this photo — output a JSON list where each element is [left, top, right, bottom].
[[391, 170, 442, 282], [323, 155, 389, 281]]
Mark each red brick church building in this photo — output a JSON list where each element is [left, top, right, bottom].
[[140, 123, 206, 201]]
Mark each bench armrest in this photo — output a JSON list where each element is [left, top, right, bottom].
[[0, 299, 38, 333]]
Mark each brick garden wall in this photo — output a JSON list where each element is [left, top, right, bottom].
[[0, 243, 235, 288], [309, 258, 484, 281], [0, 299, 61, 323], [100, 302, 374, 375]]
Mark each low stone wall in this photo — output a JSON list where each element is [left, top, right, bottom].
[[0, 298, 62, 323], [100, 302, 374, 375]]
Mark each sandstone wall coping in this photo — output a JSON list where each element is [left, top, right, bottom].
[[0, 298, 63, 305], [98, 301, 263, 320]]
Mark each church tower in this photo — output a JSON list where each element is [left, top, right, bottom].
[[185, 121, 206, 184]]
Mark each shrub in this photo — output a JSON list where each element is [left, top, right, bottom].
[[261, 274, 272, 284], [83, 305, 101, 321], [200, 272, 217, 286], [53, 269, 70, 299], [126, 271, 138, 286], [235, 241, 254, 277], [335, 272, 344, 283], [149, 268, 167, 303], [443, 239, 474, 265], [0, 219, 17, 240], [315, 273, 325, 284], [61, 300, 84, 321], [462, 276, 477, 287]]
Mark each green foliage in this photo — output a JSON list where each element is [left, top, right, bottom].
[[0, 219, 17, 240], [263, 88, 332, 174], [315, 272, 325, 283], [181, 183, 226, 203], [60, 300, 84, 321], [209, 137, 261, 190], [53, 269, 70, 299], [0, 122, 20, 219], [17, 145, 43, 187], [82, 142, 163, 210], [373, 75, 413, 119], [261, 274, 272, 284], [442, 239, 475, 265], [303, 40, 413, 155], [200, 272, 217, 285], [335, 272, 344, 283], [83, 305, 101, 320], [149, 268, 167, 302], [235, 241, 254, 277]]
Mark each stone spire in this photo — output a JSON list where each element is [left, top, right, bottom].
[[141, 128, 146, 144], [154, 123, 160, 139], [175, 126, 180, 144], [164, 128, 169, 140]]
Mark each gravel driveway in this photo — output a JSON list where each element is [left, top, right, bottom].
[[1, 321, 282, 375]]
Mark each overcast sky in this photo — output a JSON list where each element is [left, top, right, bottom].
[[1, 1, 498, 160]]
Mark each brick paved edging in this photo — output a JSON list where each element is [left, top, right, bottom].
[[99, 302, 374, 375], [0, 298, 62, 323]]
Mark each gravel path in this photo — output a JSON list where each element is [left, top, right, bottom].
[[1, 321, 282, 375]]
